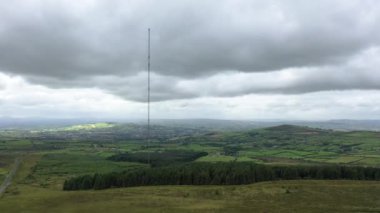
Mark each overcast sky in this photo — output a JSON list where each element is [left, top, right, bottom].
[[1, 0, 380, 120]]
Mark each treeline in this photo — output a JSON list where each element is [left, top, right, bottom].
[[108, 150, 208, 167], [63, 162, 380, 190]]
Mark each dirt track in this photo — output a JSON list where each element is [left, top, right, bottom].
[[0, 157, 22, 197]]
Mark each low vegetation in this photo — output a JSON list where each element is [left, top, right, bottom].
[[2, 180, 380, 213]]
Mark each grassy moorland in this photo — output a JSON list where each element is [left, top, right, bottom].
[[1, 155, 380, 213], [0, 123, 379, 212], [2, 180, 380, 212]]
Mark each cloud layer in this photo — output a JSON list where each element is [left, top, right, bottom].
[[0, 0, 380, 119], [0, 0, 380, 102], [1, 72, 380, 120]]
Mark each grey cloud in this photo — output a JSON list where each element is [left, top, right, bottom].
[[1, 0, 380, 102], [100, 73, 198, 102], [26, 72, 197, 102], [131, 47, 380, 101], [21, 46, 380, 102], [1, 1, 380, 77]]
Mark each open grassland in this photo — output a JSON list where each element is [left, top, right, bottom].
[[33, 152, 146, 176], [0, 180, 379, 213], [0, 153, 379, 213], [23, 153, 147, 190]]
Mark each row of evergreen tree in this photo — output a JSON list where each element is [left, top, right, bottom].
[[63, 162, 380, 190]]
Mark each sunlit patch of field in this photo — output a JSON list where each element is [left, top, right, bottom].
[[56, 123, 115, 131]]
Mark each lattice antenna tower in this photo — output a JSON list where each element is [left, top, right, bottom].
[[147, 28, 151, 165]]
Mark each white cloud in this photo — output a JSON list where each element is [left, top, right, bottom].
[[0, 73, 144, 119], [1, 72, 380, 120]]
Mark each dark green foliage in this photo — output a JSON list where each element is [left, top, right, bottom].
[[223, 145, 241, 156], [63, 162, 380, 190], [107, 150, 208, 167]]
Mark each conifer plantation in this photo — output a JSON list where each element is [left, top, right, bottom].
[[63, 162, 380, 190]]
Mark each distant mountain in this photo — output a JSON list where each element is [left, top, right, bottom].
[[151, 119, 380, 131], [264, 124, 322, 132], [1, 118, 380, 131], [290, 120, 380, 131]]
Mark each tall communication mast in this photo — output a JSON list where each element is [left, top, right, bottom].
[[147, 28, 151, 165]]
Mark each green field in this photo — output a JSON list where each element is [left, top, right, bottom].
[[0, 123, 379, 212]]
